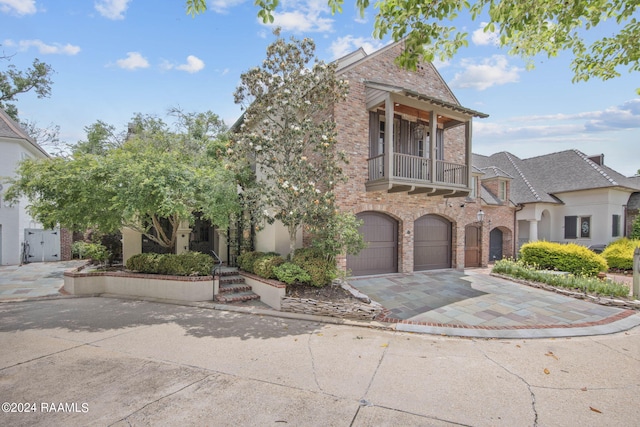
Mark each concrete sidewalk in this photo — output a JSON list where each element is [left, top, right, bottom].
[[0, 297, 638, 426]]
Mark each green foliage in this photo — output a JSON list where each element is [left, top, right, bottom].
[[4, 111, 240, 250], [273, 262, 311, 285], [0, 58, 54, 121], [229, 32, 350, 256], [309, 212, 366, 261], [492, 259, 629, 298], [631, 215, 640, 239], [602, 238, 640, 270], [519, 241, 608, 277], [253, 255, 285, 279], [187, 1, 640, 92], [237, 251, 266, 274], [291, 248, 337, 287], [125, 252, 213, 276], [71, 241, 110, 264]]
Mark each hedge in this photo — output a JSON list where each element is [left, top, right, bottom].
[[125, 252, 213, 276], [519, 241, 607, 277], [291, 248, 336, 287], [601, 238, 640, 270]]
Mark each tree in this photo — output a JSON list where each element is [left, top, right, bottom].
[[0, 57, 54, 120], [5, 111, 240, 251], [228, 32, 350, 256], [186, 0, 640, 92]]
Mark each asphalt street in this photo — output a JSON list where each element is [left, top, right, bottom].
[[1, 297, 638, 426]]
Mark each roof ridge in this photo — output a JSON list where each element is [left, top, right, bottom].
[[572, 149, 618, 186], [504, 152, 542, 201]]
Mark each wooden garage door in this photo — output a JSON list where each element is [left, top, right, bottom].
[[414, 215, 451, 271], [347, 212, 398, 276]]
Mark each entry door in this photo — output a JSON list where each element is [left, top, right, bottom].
[[24, 229, 60, 262], [414, 215, 451, 271], [489, 228, 503, 261], [347, 212, 398, 276], [464, 225, 481, 267]]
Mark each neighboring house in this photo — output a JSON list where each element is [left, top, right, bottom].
[[0, 108, 71, 265], [473, 150, 640, 252]]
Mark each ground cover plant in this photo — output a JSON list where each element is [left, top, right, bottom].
[[492, 259, 629, 298], [125, 252, 213, 276]]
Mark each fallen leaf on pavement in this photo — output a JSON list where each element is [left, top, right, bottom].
[[381, 343, 388, 347], [589, 406, 602, 414], [545, 351, 559, 360], [581, 387, 587, 391], [544, 368, 550, 375]]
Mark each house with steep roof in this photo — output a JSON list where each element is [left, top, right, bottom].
[[245, 40, 508, 275], [474, 150, 640, 253], [0, 108, 70, 265]]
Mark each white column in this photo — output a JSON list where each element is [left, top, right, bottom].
[[384, 95, 394, 179], [528, 220, 539, 242]]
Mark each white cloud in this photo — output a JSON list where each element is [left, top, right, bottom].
[[0, 0, 36, 15], [5, 39, 80, 55], [115, 52, 149, 70], [450, 55, 522, 91], [95, 0, 130, 20], [176, 55, 205, 73], [472, 22, 500, 46], [264, 0, 334, 33], [207, 0, 245, 13], [329, 35, 385, 59]]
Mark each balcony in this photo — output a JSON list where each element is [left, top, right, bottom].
[[366, 153, 470, 196]]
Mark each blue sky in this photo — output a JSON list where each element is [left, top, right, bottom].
[[2, 0, 639, 176]]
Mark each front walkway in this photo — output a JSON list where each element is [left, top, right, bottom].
[[0, 261, 86, 300], [348, 269, 640, 338]]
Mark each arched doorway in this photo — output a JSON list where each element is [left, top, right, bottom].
[[347, 212, 398, 276], [464, 225, 481, 267], [414, 214, 451, 271], [489, 228, 503, 262]]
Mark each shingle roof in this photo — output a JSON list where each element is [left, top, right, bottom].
[[472, 150, 640, 205], [0, 108, 49, 157]]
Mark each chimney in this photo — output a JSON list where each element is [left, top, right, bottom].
[[587, 154, 604, 165]]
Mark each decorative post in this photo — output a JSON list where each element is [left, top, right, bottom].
[[633, 247, 639, 298]]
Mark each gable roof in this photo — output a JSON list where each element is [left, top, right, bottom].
[[473, 149, 640, 205], [0, 108, 50, 158]]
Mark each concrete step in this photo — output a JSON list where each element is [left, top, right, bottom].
[[219, 275, 246, 285], [218, 282, 253, 294], [215, 291, 261, 304]]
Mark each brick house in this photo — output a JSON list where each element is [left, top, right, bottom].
[[247, 40, 520, 275]]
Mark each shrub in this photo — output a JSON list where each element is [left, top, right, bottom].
[[291, 248, 336, 287], [602, 238, 640, 270], [519, 241, 608, 277], [72, 241, 110, 264], [253, 255, 285, 279], [492, 259, 629, 297], [274, 262, 311, 285], [125, 252, 213, 276], [237, 251, 266, 274]]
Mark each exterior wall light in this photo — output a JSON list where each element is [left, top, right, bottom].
[[477, 210, 485, 223]]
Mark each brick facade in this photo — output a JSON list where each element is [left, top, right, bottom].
[[328, 41, 515, 273]]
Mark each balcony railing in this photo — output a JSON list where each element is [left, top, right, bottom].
[[367, 153, 468, 187]]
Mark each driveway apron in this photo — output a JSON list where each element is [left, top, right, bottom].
[[0, 261, 86, 300], [348, 269, 640, 338]]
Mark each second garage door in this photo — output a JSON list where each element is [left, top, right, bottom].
[[347, 212, 398, 276], [414, 214, 451, 271]]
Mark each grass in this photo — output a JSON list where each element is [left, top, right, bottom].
[[492, 259, 630, 298]]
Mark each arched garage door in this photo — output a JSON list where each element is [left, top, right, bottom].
[[414, 215, 451, 271], [347, 212, 398, 276]]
